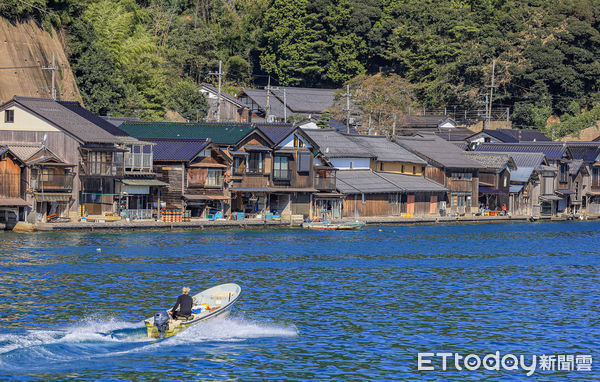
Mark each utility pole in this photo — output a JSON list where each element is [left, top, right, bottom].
[[487, 59, 496, 129], [283, 88, 287, 123], [42, 53, 58, 100], [392, 113, 397, 136], [342, 84, 351, 134], [208, 60, 224, 121], [265, 76, 272, 121]]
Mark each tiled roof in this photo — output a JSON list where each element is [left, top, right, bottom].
[[394, 135, 483, 168], [397, 115, 455, 128], [328, 117, 358, 134], [13, 96, 120, 144], [435, 128, 475, 142], [473, 142, 567, 160], [336, 169, 446, 194], [101, 116, 140, 127], [238, 87, 338, 119], [564, 142, 600, 162], [463, 152, 516, 170], [256, 123, 295, 146], [200, 83, 246, 107], [119, 121, 255, 146], [141, 138, 210, 162], [302, 129, 372, 158], [58, 101, 129, 136], [347, 135, 426, 164], [470, 151, 546, 183], [0, 142, 41, 161], [472, 129, 551, 143], [0, 145, 7, 157], [568, 159, 584, 175]]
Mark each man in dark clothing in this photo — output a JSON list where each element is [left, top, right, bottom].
[[170, 287, 194, 320]]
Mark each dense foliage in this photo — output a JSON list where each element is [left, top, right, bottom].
[[3, 0, 600, 136]]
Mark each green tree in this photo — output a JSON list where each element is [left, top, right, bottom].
[[170, 79, 209, 121]]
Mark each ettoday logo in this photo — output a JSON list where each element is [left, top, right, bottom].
[[417, 352, 592, 376]]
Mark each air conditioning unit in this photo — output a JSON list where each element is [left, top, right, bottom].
[[266, 114, 275, 123]]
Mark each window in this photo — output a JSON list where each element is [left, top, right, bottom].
[[273, 156, 290, 180], [4, 109, 14, 123], [233, 156, 245, 174], [559, 163, 568, 183], [451, 172, 472, 181], [293, 135, 305, 148], [593, 168, 600, 186], [543, 175, 554, 194], [245, 152, 263, 173], [206, 169, 222, 187], [412, 166, 416, 175], [297, 152, 311, 172], [503, 176, 507, 188], [361, 193, 366, 204]]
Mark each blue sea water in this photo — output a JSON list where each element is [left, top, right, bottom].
[[0, 221, 598, 381]]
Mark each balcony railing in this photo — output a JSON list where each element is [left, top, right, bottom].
[[31, 173, 75, 191], [273, 169, 291, 181], [124, 152, 153, 172], [314, 176, 336, 191], [82, 161, 124, 177]]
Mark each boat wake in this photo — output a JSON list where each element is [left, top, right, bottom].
[[0, 316, 297, 372]]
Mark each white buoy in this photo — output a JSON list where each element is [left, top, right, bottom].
[[96, 248, 101, 253]]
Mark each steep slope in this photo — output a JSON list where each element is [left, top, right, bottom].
[[0, 17, 80, 103]]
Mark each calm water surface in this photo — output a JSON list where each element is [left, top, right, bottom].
[[0, 221, 598, 381]]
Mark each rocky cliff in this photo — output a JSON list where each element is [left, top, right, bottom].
[[0, 18, 80, 103]]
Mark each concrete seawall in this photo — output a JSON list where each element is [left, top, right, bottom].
[[14, 214, 595, 232]]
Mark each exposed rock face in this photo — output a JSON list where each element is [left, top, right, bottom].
[[0, 18, 80, 103]]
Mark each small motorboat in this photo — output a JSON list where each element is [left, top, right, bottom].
[[302, 220, 365, 230], [144, 283, 241, 339]]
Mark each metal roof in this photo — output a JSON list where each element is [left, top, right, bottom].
[[568, 159, 584, 175], [200, 83, 246, 107], [142, 138, 210, 162], [509, 184, 524, 193], [238, 87, 339, 118], [120, 121, 255, 145], [397, 115, 455, 128], [395, 135, 483, 168], [256, 123, 295, 146], [473, 142, 567, 160], [347, 135, 426, 164], [13, 97, 120, 144], [119, 179, 169, 186], [302, 129, 372, 158], [335, 170, 446, 194]]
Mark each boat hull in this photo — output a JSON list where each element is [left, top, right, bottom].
[[144, 283, 241, 339], [302, 221, 365, 230]]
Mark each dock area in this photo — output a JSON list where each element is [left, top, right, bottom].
[[8, 214, 594, 232]]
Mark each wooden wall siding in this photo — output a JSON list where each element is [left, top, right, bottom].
[[342, 192, 444, 217], [479, 173, 496, 187], [425, 166, 445, 185], [0, 130, 82, 212], [282, 151, 313, 188], [291, 193, 310, 216], [188, 168, 208, 186], [154, 164, 184, 208], [0, 156, 21, 198], [206, 100, 248, 122], [499, 169, 510, 194]]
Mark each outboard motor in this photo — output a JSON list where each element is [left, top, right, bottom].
[[154, 311, 171, 339]]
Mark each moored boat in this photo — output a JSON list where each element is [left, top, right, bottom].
[[302, 220, 365, 230], [144, 283, 241, 339]]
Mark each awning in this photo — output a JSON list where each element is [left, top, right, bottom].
[[244, 145, 271, 151], [229, 150, 249, 156], [231, 187, 271, 192], [184, 194, 230, 200], [189, 163, 227, 168], [0, 198, 30, 207], [314, 192, 343, 198], [80, 146, 126, 152], [270, 187, 318, 193], [32, 192, 71, 202], [556, 189, 575, 195], [120, 179, 169, 186], [509, 185, 524, 193], [540, 195, 563, 201], [479, 186, 506, 195]]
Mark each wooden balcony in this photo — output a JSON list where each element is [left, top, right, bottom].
[[31, 173, 75, 192]]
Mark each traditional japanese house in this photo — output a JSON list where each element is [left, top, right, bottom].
[[58, 101, 166, 219], [146, 138, 231, 218], [229, 128, 276, 217], [0, 96, 124, 218], [1, 142, 75, 221], [500, 153, 546, 216], [564, 142, 600, 216], [394, 135, 483, 216], [199, 83, 251, 122], [257, 124, 318, 218], [463, 152, 516, 213], [0, 145, 28, 228], [346, 135, 427, 175], [467, 129, 551, 144], [473, 142, 573, 215]]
